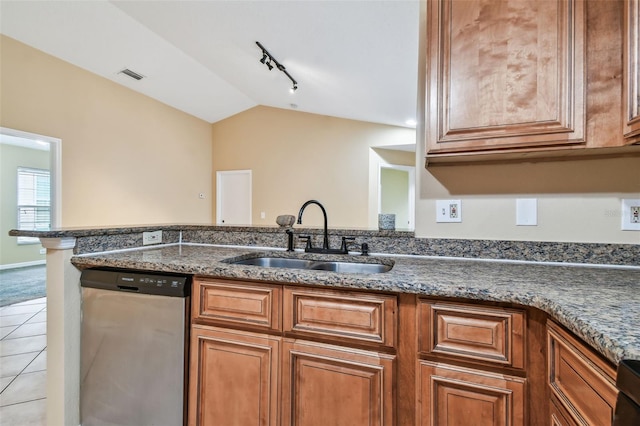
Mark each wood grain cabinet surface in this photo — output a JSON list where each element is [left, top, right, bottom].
[[192, 277, 281, 332], [423, 0, 639, 163], [418, 299, 526, 369], [547, 320, 618, 426], [281, 339, 395, 426], [188, 325, 280, 426], [283, 286, 397, 348], [624, 0, 640, 140], [418, 360, 526, 426]]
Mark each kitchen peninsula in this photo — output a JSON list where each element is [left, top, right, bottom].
[[9, 224, 640, 425]]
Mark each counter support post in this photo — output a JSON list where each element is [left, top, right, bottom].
[[40, 237, 80, 426]]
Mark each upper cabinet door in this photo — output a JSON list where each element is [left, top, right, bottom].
[[426, 0, 586, 155], [624, 0, 640, 140]]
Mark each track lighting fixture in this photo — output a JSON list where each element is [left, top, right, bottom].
[[256, 41, 298, 92]]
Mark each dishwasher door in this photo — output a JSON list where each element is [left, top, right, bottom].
[[81, 271, 189, 426]]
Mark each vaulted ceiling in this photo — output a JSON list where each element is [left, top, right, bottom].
[[0, 0, 420, 128]]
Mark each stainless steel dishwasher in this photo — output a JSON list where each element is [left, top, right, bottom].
[[80, 269, 190, 426]]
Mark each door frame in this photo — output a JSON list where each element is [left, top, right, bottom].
[[1, 127, 62, 228], [378, 163, 415, 230], [216, 169, 252, 225]]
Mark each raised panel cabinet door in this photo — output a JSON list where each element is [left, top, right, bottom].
[[281, 339, 395, 426], [188, 325, 279, 426], [624, 0, 640, 139], [283, 286, 397, 347], [547, 321, 618, 426], [426, 0, 586, 155], [192, 277, 281, 332], [550, 397, 579, 426], [418, 361, 526, 426], [418, 299, 525, 369]]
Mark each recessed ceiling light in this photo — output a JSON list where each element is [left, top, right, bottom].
[[405, 119, 417, 127]]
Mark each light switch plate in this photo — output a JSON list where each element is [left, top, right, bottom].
[[516, 198, 537, 226], [621, 199, 640, 231], [436, 200, 462, 223], [143, 230, 163, 245]]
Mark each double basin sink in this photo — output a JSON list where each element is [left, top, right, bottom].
[[230, 256, 392, 274]]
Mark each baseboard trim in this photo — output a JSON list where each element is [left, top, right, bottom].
[[0, 260, 46, 271]]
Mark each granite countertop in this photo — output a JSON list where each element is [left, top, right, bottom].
[[70, 243, 640, 365]]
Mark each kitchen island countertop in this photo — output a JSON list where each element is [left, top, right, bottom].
[[70, 243, 640, 365]]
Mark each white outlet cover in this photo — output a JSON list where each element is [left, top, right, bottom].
[[621, 199, 640, 231], [143, 230, 163, 245], [516, 198, 537, 226], [436, 200, 462, 223]]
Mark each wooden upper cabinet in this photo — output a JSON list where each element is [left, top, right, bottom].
[[426, 0, 586, 156], [624, 0, 640, 140]]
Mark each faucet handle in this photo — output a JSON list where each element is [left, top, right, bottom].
[[341, 237, 355, 253], [360, 243, 369, 256], [299, 235, 312, 250]]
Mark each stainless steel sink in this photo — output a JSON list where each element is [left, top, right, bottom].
[[232, 257, 316, 269], [309, 261, 391, 274], [230, 257, 392, 274]]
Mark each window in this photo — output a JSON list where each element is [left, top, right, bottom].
[[17, 167, 50, 244]]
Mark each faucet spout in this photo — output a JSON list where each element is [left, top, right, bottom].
[[297, 200, 329, 250]]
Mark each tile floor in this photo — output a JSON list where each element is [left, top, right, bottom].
[[0, 297, 47, 425]]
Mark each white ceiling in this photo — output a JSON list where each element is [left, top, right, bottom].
[[0, 0, 420, 129]]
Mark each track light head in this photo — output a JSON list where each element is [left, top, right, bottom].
[[256, 41, 298, 92]]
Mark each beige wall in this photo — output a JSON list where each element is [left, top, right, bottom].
[[212, 106, 416, 229], [0, 35, 212, 227], [415, 157, 640, 244], [0, 144, 49, 266]]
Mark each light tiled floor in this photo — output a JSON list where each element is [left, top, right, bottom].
[[0, 297, 47, 425]]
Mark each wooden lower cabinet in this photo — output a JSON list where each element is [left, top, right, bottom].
[[188, 325, 280, 426], [547, 321, 617, 426], [418, 361, 526, 426], [550, 397, 578, 426], [281, 339, 395, 426]]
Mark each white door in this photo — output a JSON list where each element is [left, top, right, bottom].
[[216, 170, 252, 225]]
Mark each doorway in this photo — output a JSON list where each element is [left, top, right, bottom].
[[379, 164, 415, 230], [216, 170, 252, 225], [0, 127, 61, 271]]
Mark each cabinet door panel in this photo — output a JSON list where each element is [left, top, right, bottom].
[[547, 322, 617, 426], [284, 286, 397, 347], [189, 325, 279, 426], [418, 299, 525, 369], [193, 277, 281, 331], [624, 0, 640, 139], [426, 0, 585, 154], [282, 339, 395, 426], [418, 361, 526, 426]]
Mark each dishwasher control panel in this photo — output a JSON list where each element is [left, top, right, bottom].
[[81, 269, 190, 297]]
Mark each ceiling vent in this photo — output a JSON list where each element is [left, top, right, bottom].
[[118, 68, 145, 81]]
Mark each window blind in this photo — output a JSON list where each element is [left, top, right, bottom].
[[17, 167, 50, 244]]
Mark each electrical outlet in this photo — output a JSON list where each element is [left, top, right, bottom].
[[143, 230, 163, 245], [39, 248, 46, 255], [436, 200, 462, 223], [621, 199, 640, 231]]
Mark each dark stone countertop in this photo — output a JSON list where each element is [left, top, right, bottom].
[[70, 243, 640, 365]]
